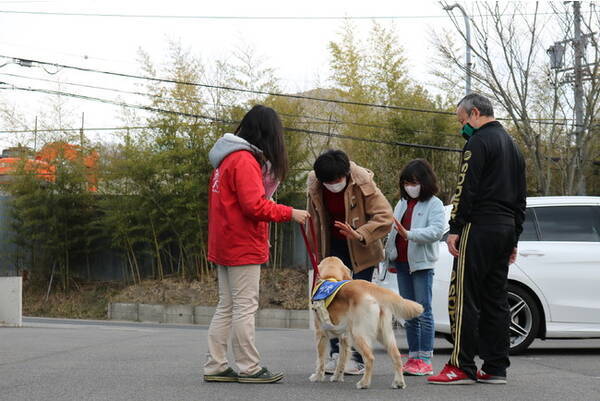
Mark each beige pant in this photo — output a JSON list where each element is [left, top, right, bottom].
[[204, 264, 261, 376]]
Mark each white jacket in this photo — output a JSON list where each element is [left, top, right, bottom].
[[385, 196, 446, 273]]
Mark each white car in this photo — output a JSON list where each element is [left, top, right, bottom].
[[374, 196, 600, 354]]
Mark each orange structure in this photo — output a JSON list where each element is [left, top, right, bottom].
[[0, 142, 98, 191], [0, 157, 53, 184]]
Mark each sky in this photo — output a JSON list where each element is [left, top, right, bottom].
[[0, 0, 465, 149]]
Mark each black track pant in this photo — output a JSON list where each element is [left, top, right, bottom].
[[448, 223, 514, 379]]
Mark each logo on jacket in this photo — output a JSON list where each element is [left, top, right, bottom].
[[450, 154, 470, 219], [212, 168, 220, 193]]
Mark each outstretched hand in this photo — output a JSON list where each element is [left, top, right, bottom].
[[393, 217, 408, 239], [334, 220, 363, 242]]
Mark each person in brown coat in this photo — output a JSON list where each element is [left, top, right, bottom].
[[306, 149, 393, 375]]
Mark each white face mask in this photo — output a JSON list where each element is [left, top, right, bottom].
[[323, 177, 347, 193], [404, 184, 421, 199]]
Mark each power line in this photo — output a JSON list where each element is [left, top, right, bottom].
[[0, 122, 460, 143], [0, 10, 450, 19], [280, 111, 460, 137], [0, 71, 209, 105], [0, 126, 153, 134], [287, 127, 462, 152], [0, 54, 458, 116], [0, 9, 573, 20], [0, 41, 133, 65], [0, 71, 460, 138], [0, 55, 586, 128], [0, 83, 463, 153]]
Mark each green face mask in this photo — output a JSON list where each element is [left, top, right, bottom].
[[461, 123, 477, 141]]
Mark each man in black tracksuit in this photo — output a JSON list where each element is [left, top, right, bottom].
[[428, 93, 526, 385]]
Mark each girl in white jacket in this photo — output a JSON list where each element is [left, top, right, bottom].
[[386, 159, 446, 376]]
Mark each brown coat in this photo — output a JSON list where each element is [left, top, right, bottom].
[[306, 162, 393, 273]]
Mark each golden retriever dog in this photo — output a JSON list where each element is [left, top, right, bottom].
[[309, 257, 424, 389]]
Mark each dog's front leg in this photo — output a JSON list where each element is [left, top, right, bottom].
[[309, 327, 328, 382], [330, 335, 349, 382]]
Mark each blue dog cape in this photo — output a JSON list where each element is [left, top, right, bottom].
[[311, 279, 351, 308]]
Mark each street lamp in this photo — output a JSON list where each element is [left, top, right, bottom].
[[442, 2, 472, 96]]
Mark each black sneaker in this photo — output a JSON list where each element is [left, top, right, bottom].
[[238, 367, 284, 383], [477, 370, 507, 384], [203, 367, 239, 383]]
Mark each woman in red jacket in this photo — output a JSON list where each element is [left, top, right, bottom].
[[203, 105, 309, 384]]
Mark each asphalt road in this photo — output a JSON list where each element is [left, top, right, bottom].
[[1, 317, 599, 401]]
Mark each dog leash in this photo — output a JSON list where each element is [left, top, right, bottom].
[[299, 217, 320, 291]]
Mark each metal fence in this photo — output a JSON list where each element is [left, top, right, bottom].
[[0, 196, 309, 280]]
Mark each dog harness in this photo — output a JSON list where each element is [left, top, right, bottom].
[[311, 279, 351, 336], [311, 279, 350, 307]]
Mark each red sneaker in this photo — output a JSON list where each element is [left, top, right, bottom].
[[477, 370, 507, 384], [404, 359, 433, 376], [415, 359, 434, 376], [402, 358, 419, 375], [427, 364, 476, 385]]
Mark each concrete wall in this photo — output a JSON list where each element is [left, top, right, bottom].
[[0, 277, 22, 326], [0, 196, 18, 276], [109, 303, 309, 329]]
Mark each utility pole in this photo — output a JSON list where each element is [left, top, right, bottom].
[[80, 112, 85, 148], [572, 1, 586, 195], [33, 116, 37, 152], [443, 2, 472, 96], [547, 1, 590, 195]]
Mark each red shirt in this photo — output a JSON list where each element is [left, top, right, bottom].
[[323, 186, 346, 240], [208, 150, 292, 266], [395, 198, 418, 262]]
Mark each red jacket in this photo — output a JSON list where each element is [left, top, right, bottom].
[[208, 150, 292, 266]]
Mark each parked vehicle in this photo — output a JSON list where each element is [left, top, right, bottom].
[[374, 196, 600, 354]]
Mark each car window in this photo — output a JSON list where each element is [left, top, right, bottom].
[[519, 208, 538, 241], [534, 206, 600, 242]]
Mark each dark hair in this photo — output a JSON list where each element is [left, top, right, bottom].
[[235, 105, 288, 181], [457, 93, 494, 117], [313, 149, 350, 183], [399, 159, 439, 201]]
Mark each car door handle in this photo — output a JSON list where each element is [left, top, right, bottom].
[[519, 250, 545, 257]]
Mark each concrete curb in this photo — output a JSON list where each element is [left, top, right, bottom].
[[108, 303, 309, 329]]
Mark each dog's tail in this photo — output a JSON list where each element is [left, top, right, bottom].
[[370, 286, 424, 320]]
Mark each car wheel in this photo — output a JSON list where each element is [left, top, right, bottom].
[[508, 283, 540, 354]]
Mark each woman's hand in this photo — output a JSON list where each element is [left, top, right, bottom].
[[334, 220, 364, 242], [509, 247, 517, 264], [393, 217, 408, 239], [291, 209, 310, 224]]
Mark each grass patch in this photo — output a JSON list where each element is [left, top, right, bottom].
[[23, 267, 309, 320], [23, 281, 123, 320]]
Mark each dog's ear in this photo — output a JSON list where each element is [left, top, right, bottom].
[[317, 258, 332, 278]]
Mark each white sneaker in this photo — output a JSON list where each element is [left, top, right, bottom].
[[343, 358, 365, 375], [324, 353, 339, 374], [324, 353, 365, 375]]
